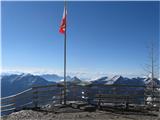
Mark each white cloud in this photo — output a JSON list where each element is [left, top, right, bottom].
[[2, 67, 142, 80]]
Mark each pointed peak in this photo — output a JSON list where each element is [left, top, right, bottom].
[[97, 76, 108, 81], [71, 76, 81, 81], [111, 75, 123, 81]]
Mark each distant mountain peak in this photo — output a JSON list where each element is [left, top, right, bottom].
[[1, 73, 56, 97], [70, 76, 81, 84], [103, 75, 123, 85], [97, 76, 108, 81], [92, 76, 109, 84], [111, 75, 123, 81], [71, 76, 81, 80]]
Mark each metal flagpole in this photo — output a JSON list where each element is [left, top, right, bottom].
[[63, 0, 67, 105]]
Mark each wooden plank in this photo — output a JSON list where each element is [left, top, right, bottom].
[[37, 99, 56, 102], [90, 84, 146, 88], [1, 98, 15, 104], [95, 94, 144, 98], [32, 84, 160, 89], [90, 84, 160, 88], [32, 84, 61, 89], [1, 108, 15, 112], [36, 94, 62, 98], [94, 100, 122, 103], [95, 97, 135, 99], [146, 100, 160, 103], [32, 89, 61, 95], [1, 95, 16, 100], [145, 95, 160, 98], [18, 102, 33, 108], [94, 98, 136, 101], [36, 97, 61, 101], [14, 94, 32, 100], [95, 98, 136, 101], [1, 88, 32, 100], [0, 103, 15, 108]]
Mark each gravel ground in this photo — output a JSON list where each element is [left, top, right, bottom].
[[2, 107, 160, 120]]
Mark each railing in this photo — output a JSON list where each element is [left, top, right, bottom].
[[1, 84, 63, 116], [94, 84, 160, 107], [32, 84, 63, 107], [67, 84, 160, 110], [1, 84, 160, 116], [1, 88, 33, 116]]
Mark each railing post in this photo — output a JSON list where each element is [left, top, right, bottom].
[[144, 86, 147, 106], [125, 96, 129, 110], [13, 95, 17, 112], [60, 87, 63, 104], [32, 87, 38, 108], [73, 85, 76, 101], [86, 86, 90, 104], [98, 94, 101, 109]]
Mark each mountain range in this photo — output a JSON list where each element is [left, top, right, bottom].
[[1, 73, 160, 97], [1, 73, 56, 97]]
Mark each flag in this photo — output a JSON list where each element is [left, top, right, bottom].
[[59, 7, 67, 34]]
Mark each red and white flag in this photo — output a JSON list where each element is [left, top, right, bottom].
[[59, 7, 67, 34]]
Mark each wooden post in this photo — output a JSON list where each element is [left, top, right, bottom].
[[60, 87, 63, 104], [32, 87, 38, 108], [13, 95, 17, 112], [98, 94, 101, 109]]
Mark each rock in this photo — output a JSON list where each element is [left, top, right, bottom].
[[80, 105, 96, 112]]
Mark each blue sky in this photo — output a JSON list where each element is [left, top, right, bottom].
[[1, 1, 159, 78]]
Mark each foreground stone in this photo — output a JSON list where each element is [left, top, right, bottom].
[[1, 107, 160, 120]]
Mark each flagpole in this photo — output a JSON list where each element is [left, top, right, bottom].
[[64, 0, 67, 105]]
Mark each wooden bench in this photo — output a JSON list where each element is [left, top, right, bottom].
[[95, 94, 143, 109]]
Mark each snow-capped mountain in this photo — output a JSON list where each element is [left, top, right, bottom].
[[143, 77, 160, 87], [70, 76, 82, 84], [92, 76, 109, 84], [68, 76, 91, 86], [114, 77, 145, 86], [1, 72, 160, 98], [106, 75, 124, 85], [1, 73, 56, 97], [91, 75, 154, 86], [92, 75, 126, 85], [40, 74, 64, 82]]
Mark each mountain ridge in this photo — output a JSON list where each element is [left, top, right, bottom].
[[1, 72, 160, 97]]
